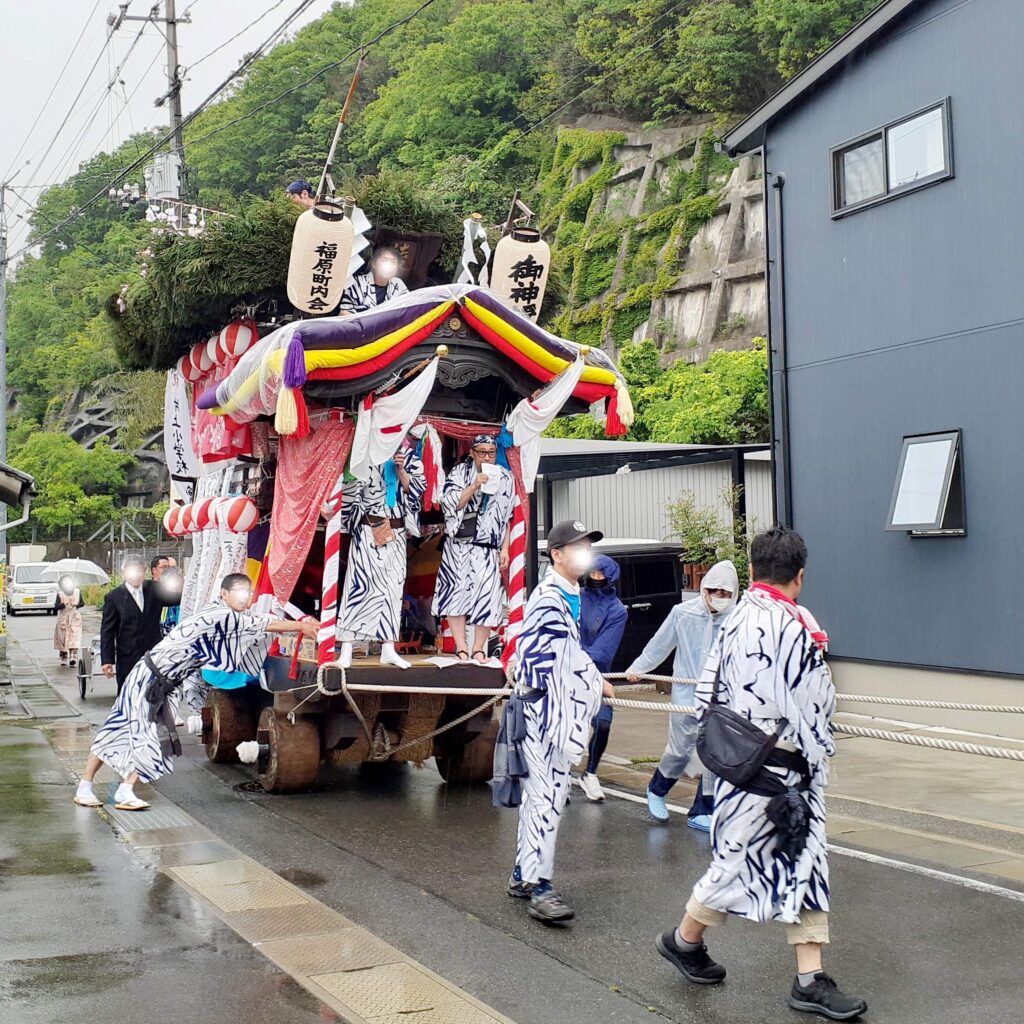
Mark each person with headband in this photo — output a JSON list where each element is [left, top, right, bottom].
[[336, 437, 426, 671], [74, 573, 319, 812], [501, 520, 614, 925], [433, 434, 515, 663], [339, 245, 410, 315], [626, 559, 739, 831]]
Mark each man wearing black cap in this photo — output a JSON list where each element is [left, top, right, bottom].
[[504, 520, 614, 925], [286, 180, 316, 209]]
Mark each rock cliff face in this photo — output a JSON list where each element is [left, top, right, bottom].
[[541, 120, 767, 365]]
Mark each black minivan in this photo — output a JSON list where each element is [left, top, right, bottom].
[[537, 539, 684, 674]]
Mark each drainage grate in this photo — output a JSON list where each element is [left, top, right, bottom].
[[235, 779, 266, 794]]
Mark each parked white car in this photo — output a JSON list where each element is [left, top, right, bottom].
[[6, 562, 59, 615]]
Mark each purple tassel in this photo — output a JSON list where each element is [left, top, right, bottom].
[[283, 330, 307, 389]]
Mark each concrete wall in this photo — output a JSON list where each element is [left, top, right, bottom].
[[764, 0, 1023, 676], [548, 456, 773, 541]]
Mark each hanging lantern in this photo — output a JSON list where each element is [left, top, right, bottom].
[[205, 334, 223, 366], [220, 320, 256, 357], [179, 503, 195, 533], [222, 496, 259, 533], [286, 201, 354, 316], [164, 506, 181, 536], [192, 497, 217, 531], [489, 227, 551, 322], [177, 353, 201, 383]]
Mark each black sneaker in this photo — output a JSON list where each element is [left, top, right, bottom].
[[655, 929, 726, 985], [528, 887, 575, 925], [789, 973, 867, 1020], [507, 873, 535, 899]]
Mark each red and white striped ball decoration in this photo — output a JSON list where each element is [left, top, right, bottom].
[[207, 496, 229, 527], [205, 334, 222, 366], [220, 320, 256, 357], [179, 503, 195, 534], [191, 497, 217, 531], [222, 496, 259, 533], [163, 505, 181, 536]]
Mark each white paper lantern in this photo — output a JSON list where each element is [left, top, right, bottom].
[[220, 320, 256, 357], [205, 335, 222, 366], [490, 227, 551, 322], [222, 496, 259, 533], [286, 201, 354, 316]]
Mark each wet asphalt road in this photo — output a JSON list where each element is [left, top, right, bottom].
[[8, 612, 1024, 1023]]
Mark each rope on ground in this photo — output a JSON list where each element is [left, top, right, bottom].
[[832, 723, 1024, 762]]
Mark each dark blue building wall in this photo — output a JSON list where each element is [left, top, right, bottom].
[[763, 0, 1023, 675]]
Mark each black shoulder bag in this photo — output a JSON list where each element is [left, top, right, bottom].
[[697, 663, 789, 788]]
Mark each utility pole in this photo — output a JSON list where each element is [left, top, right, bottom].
[[109, 1, 190, 197], [0, 182, 9, 560]]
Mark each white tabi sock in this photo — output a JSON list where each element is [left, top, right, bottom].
[[380, 643, 410, 670], [76, 780, 95, 797], [338, 642, 353, 669], [114, 783, 135, 802]]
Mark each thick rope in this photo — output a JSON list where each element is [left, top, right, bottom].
[[832, 723, 1024, 762], [290, 660, 510, 761], [606, 673, 1024, 715]]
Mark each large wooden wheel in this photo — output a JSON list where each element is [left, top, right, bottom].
[[256, 707, 321, 793], [434, 709, 499, 785], [204, 689, 259, 764]]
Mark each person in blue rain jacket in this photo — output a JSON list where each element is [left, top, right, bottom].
[[577, 554, 629, 802]]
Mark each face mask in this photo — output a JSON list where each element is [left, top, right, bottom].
[[585, 577, 608, 590], [708, 596, 733, 614], [565, 547, 594, 577]]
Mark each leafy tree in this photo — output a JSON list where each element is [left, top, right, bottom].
[[10, 433, 130, 533]]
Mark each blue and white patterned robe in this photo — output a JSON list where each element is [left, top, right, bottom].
[[338, 451, 426, 642], [339, 272, 409, 314], [433, 461, 515, 627], [691, 589, 836, 925], [514, 570, 603, 884], [90, 603, 275, 783]]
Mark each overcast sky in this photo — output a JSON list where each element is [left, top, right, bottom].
[[1, 0, 335, 257]]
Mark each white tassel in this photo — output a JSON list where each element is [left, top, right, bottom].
[[237, 741, 260, 764]]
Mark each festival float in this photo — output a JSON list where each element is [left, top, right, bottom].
[[147, 64, 633, 793]]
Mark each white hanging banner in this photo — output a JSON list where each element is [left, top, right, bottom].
[[164, 369, 201, 503], [506, 355, 586, 492], [349, 358, 441, 481], [455, 216, 491, 287]]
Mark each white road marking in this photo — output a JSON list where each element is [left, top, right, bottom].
[[586, 780, 1024, 903]]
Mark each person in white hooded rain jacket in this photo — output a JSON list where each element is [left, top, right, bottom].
[[655, 527, 867, 1022], [626, 559, 739, 830], [503, 520, 614, 925]]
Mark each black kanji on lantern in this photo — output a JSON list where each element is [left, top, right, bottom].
[[509, 254, 544, 283]]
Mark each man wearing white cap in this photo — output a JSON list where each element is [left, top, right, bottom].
[[626, 559, 739, 830], [433, 434, 515, 663]]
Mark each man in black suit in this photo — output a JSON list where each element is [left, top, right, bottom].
[[100, 557, 181, 695]]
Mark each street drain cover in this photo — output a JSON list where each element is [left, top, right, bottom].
[[235, 780, 266, 794]]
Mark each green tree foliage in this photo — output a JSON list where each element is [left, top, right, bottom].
[[547, 339, 769, 443], [9, 432, 130, 532]]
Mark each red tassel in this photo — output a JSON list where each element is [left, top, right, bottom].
[[268, 639, 281, 657], [288, 639, 301, 681], [605, 391, 627, 436], [293, 389, 310, 438], [422, 434, 437, 510]]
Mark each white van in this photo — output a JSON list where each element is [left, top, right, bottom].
[[6, 562, 58, 615]]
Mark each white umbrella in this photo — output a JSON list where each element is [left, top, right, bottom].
[[41, 558, 110, 586]]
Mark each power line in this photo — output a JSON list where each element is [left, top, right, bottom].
[[1, 0, 104, 182], [187, 0, 290, 73], [188, 0, 440, 147], [6, 0, 325, 263]]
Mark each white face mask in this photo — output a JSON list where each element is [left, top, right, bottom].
[[563, 546, 594, 577], [708, 596, 733, 614]]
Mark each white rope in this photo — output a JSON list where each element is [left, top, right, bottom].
[[832, 723, 1024, 762], [836, 694, 1024, 714], [606, 673, 1024, 715], [605, 697, 695, 713]]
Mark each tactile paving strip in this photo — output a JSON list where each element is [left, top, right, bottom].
[[309, 963, 443, 1018], [259, 931, 402, 976], [126, 824, 215, 847], [170, 862, 312, 912], [135, 840, 237, 869], [371, 1001, 508, 1024], [222, 902, 354, 942], [105, 800, 195, 832]]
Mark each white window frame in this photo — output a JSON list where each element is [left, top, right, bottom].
[[830, 98, 953, 218]]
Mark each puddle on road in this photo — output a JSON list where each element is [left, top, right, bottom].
[[277, 866, 327, 888], [0, 950, 137, 1003]]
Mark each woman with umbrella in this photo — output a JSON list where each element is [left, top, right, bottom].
[[53, 576, 84, 667]]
